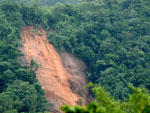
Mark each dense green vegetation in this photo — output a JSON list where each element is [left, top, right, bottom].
[[38, 0, 81, 6], [46, 0, 150, 100], [1, 0, 150, 112], [61, 84, 150, 113], [0, 1, 49, 113], [0, 0, 81, 6]]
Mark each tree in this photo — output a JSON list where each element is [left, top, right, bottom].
[[5, 80, 37, 113], [61, 84, 150, 113], [0, 92, 17, 113]]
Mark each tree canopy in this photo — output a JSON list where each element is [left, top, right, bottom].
[[61, 84, 150, 113], [1, 0, 150, 112], [45, 0, 150, 100], [0, 1, 49, 112]]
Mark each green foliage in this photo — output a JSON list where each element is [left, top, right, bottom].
[[38, 0, 81, 6], [1, 0, 150, 112], [4, 80, 37, 112], [61, 85, 150, 113], [45, 0, 150, 100], [0, 0, 49, 112]]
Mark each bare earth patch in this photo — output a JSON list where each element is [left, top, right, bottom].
[[20, 26, 89, 112]]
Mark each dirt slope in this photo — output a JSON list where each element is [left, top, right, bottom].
[[20, 26, 88, 112]]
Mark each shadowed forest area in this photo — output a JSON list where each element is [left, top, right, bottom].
[[0, 0, 150, 112]]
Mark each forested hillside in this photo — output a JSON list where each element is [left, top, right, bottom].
[[38, 0, 81, 6], [0, 1, 49, 113], [0, 0, 81, 6], [46, 0, 150, 100], [1, 0, 150, 112]]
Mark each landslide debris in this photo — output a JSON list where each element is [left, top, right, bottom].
[[20, 26, 89, 112]]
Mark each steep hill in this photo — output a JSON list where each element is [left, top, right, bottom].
[[20, 26, 88, 112]]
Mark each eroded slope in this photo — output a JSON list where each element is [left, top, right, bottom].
[[20, 26, 88, 112]]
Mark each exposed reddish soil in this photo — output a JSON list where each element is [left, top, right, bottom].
[[20, 26, 89, 112]]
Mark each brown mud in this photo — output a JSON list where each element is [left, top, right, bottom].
[[20, 26, 89, 112]]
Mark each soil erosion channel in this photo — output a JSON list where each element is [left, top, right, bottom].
[[20, 26, 88, 112]]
